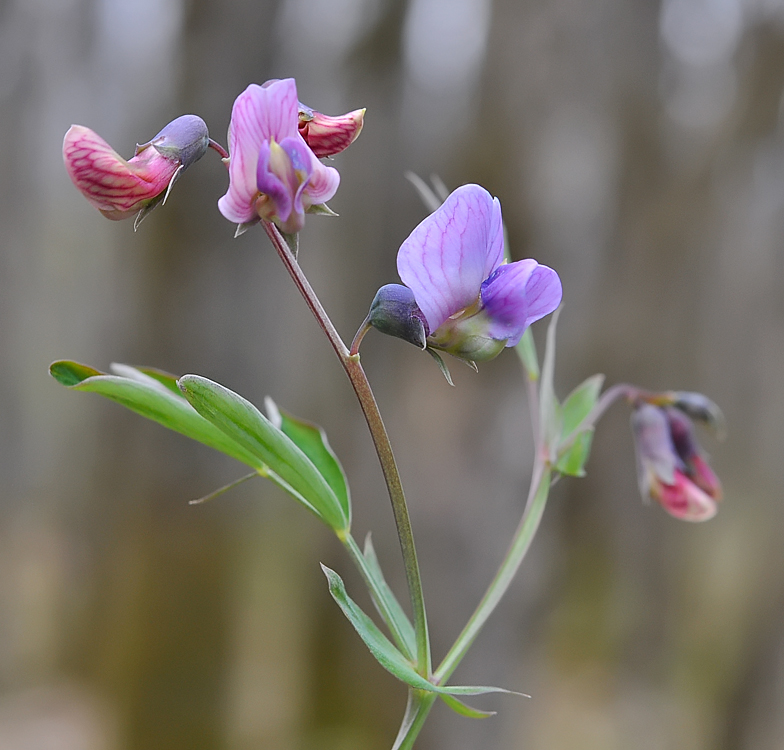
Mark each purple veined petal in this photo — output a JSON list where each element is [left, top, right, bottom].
[[397, 184, 506, 332], [256, 140, 293, 224], [218, 80, 300, 225], [278, 135, 315, 218], [480, 260, 562, 346], [303, 146, 340, 206]]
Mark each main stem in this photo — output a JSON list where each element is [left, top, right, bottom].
[[262, 221, 431, 676]]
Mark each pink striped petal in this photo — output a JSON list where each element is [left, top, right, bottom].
[[63, 125, 177, 219]]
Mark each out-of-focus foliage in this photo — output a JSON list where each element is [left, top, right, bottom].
[[2, 0, 784, 748]]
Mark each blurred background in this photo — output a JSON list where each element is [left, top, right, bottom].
[[1, 0, 784, 747]]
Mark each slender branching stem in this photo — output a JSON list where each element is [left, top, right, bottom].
[[262, 220, 432, 676], [208, 138, 229, 160]]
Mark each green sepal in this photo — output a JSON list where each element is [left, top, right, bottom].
[[307, 202, 339, 217], [178, 375, 349, 533], [440, 694, 497, 719], [49, 361, 265, 471], [426, 348, 454, 386], [560, 374, 604, 438], [555, 429, 595, 477], [363, 534, 416, 660], [322, 565, 524, 698], [265, 397, 351, 529]]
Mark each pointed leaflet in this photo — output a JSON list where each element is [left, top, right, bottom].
[[439, 694, 497, 719], [363, 534, 416, 660], [560, 374, 604, 438], [50, 361, 265, 470], [555, 374, 604, 477], [265, 397, 351, 528], [321, 565, 524, 698], [178, 375, 349, 532]]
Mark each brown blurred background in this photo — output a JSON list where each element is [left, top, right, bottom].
[[2, 0, 784, 747]]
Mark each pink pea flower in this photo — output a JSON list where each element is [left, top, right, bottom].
[[218, 79, 340, 235], [298, 102, 365, 158], [631, 402, 722, 522], [366, 184, 562, 364], [63, 115, 209, 228]]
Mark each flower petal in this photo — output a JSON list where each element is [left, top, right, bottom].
[[480, 260, 562, 345], [304, 148, 340, 206], [656, 471, 718, 522], [397, 184, 505, 332], [63, 125, 175, 217], [218, 79, 300, 225]]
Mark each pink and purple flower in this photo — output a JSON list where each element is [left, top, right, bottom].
[[367, 184, 562, 364], [218, 79, 341, 235], [631, 402, 722, 522], [63, 115, 209, 226]]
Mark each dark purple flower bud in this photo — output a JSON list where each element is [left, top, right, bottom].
[[368, 284, 429, 349], [670, 391, 726, 435]]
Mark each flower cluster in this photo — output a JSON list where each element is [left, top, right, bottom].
[[631, 399, 722, 522], [366, 184, 562, 366]]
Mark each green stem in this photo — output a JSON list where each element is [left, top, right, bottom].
[[393, 460, 553, 749], [435, 461, 552, 682], [262, 221, 431, 676]]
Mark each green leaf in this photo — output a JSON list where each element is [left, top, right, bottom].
[[179, 375, 348, 532], [322, 564, 524, 698], [555, 429, 594, 477], [538, 308, 562, 450], [50, 361, 266, 470], [363, 534, 416, 659], [439, 694, 497, 719], [515, 328, 540, 382], [265, 397, 351, 528], [560, 374, 604, 438]]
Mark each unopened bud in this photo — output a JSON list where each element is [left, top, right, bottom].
[[368, 284, 429, 349]]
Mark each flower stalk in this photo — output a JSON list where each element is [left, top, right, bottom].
[[262, 220, 432, 677]]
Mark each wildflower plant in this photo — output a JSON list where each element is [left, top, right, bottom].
[[55, 78, 724, 748]]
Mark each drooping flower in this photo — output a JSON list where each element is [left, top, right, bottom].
[[63, 115, 209, 227], [298, 102, 365, 158], [218, 79, 340, 235], [631, 402, 722, 522], [366, 184, 562, 364]]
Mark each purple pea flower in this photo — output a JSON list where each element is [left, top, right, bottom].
[[367, 184, 562, 365], [218, 78, 340, 235]]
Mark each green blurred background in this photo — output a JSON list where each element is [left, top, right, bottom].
[[1, 0, 783, 747]]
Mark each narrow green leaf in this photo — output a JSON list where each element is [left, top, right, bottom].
[[322, 565, 524, 698], [179, 375, 348, 532], [560, 374, 604, 438], [363, 534, 416, 659], [50, 361, 102, 387], [515, 328, 540, 381], [426, 348, 454, 386], [133, 366, 184, 396], [538, 308, 562, 450], [49, 361, 265, 470], [265, 397, 351, 528], [440, 694, 497, 719], [556, 429, 594, 477]]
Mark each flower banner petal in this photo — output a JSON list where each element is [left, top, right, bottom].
[[397, 184, 505, 331]]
